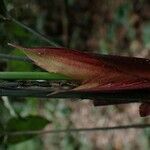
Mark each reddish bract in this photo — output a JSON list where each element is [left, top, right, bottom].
[[9, 43, 150, 117]]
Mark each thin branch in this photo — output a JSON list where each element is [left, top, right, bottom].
[[48, 89, 150, 101], [0, 88, 52, 97], [2, 124, 150, 136], [8, 15, 61, 47], [0, 87, 150, 104]]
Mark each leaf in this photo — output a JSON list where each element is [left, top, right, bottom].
[[96, 54, 150, 79], [8, 43, 111, 81], [8, 43, 150, 78], [73, 75, 150, 92], [6, 115, 49, 144]]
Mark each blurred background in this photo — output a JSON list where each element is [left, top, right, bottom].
[[0, 0, 150, 149]]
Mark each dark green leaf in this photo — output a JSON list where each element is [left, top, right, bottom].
[[6, 115, 49, 144]]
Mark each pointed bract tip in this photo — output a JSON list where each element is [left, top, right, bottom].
[[8, 43, 27, 50]]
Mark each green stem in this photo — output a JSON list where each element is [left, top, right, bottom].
[[0, 72, 71, 80], [2, 124, 150, 135]]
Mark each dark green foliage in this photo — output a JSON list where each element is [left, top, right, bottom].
[[5, 116, 49, 144]]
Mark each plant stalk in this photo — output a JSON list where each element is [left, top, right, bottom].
[[0, 72, 71, 80]]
